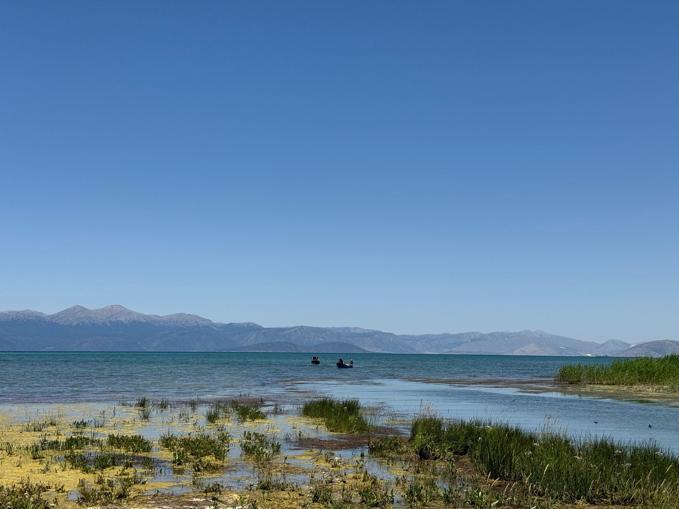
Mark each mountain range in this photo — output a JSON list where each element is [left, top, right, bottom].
[[1, 305, 677, 357]]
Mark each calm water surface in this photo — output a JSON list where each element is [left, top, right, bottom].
[[2, 352, 678, 452]]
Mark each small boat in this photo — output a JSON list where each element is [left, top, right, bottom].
[[336, 359, 353, 369], [311, 356, 320, 365]]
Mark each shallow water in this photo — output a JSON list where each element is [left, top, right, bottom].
[[2, 352, 678, 452], [0, 351, 608, 403]]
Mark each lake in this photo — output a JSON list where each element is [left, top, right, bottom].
[[2, 351, 678, 452]]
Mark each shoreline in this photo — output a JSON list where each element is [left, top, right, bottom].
[[407, 376, 679, 406], [1, 396, 678, 509]]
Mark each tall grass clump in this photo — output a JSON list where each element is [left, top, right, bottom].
[[0, 481, 52, 509], [302, 398, 370, 433], [230, 400, 266, 422], [107, 434, 152, 453], [240, 431, 281, 463], [160, 432, 230, 470], [557, 355, 679, 388], [409, 417, 679, 505]]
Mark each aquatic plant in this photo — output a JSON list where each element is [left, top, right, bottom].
[[401, 475, 441, 506], [357, 472, 393, 507], [22, 417, 58, 432], [64, 451, 89, 471], [205, 405, 221, 424], [135, 396, 148, 408], [107, 434, 152, 453], [240, 431, 281, 463], [93, 452, 118, 470], [77, 471, 142, 504], [29, 435, 101, 459], [302, 398, 370, 433], [557, 355, 679, 388], [408, 416, 679, 505], [368, 435, 408, 458], [0, 480, 52, 509], [256, 475, 296, 492], [160, 431, 230, 466], [310, 477, 333, 505], [230, 400, 266, 422]]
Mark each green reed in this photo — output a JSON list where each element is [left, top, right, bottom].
[[409, 416, 679, 505], [302, 398, 370, 433], [557, 355, 679, 387]]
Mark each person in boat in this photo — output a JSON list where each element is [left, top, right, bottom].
[[311, 356, 320, 364], [337, 358, 353, 368]]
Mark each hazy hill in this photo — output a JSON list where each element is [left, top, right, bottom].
[[0, 305, 666, 356], [619, 340, 679, 358]]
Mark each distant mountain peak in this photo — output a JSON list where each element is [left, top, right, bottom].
[[46, 304, 213, 326], [0, 309, 47, 321], [0, 305, 674, 355]]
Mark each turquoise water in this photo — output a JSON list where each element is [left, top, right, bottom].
[[0, 351, 606, 403], [2, 352, 679, 452]]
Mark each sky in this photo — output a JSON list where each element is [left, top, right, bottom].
[[1, 2, 677, 342]]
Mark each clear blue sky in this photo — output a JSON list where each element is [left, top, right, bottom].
[[1, 2, 677, 342]]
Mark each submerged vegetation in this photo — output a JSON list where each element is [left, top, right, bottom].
[[405, 415, 679, 506], [2, 396, 678, 509], [107, 434, 152, 453], [240, 431, 281, 462], [302, 398, 370, 433], [206, 399, 266, 424], [160, 431, 230, 471], [557, 354, 679, 388], [0, 480, 53, 509]]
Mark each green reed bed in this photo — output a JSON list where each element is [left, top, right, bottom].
[[230, 400, 266, 422], [408, 416, 679, 505], [107, 434, 152, 453], [557, 354, 679, 388], [160, 431, 230, 471], [205, 399, 266, 424], [302, 398, 370, 433]]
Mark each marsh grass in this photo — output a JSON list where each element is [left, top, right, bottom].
[[77, 471, 142, 504], [302, 398, 370, 434], [310, 476, 333, 504], [230, 400, 266, 422], [72, 419, 89, 429], [205, 406, 221, 424], [23, 417, 58, 432], [409, 416, 679, 505], [135, 397, 148, 408], [0, 480, 52, 509], [138, 407, 152, 420], [204, 399, 266, 424], [557, 355, 679, 388], [107, 434, 152, 453], [160, 431, 230, 471], [156, 399, 170, 410], [368, 435, 409, 458], [30, 435, 101, 457], [240, 431, 281, 463], [357, 472, 393, 507]]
